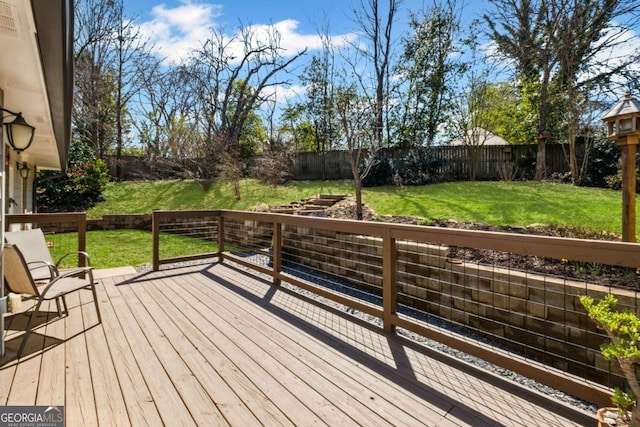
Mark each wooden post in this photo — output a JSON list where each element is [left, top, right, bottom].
[[382, 228, 397, 333], [620, 135, 638, 242], [217, 214, 225, 263], [602, 93, 640, 242], [152, 211, 160, 271], [272, 222, 282, 286], [78, 213, 87, 268]]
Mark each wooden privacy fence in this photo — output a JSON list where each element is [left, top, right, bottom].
[[152, 208, 640, 407], [107, 143, 576, 182], [291, 144, 575, 181]]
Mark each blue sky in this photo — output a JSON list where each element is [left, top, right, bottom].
[[122, 0, 639, 108], [125, 0, 486, 64]]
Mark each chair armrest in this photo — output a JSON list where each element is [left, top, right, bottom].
[[26, 260, 58, 279], [39, 266, 95, 298], [55, 251, 93, 270]]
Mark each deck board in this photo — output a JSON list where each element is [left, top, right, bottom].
[[101, 275, 198, 426], [1, 262, 596, 426], [166, 273, 397, 426], [96, 276, 162, 427], [139, 276, 295, 426], [35, 299, 66, 407], [179, 269, 448, 426], [64, 291, 98, 426]]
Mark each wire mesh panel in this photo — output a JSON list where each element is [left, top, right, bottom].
[[279, 223, 384, 308], [221, 217, 275, 270], [394, 236, 640, 391], [150, 210, 640, 402], [154, 211, 219, 267]]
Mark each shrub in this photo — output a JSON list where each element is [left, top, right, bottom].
[[36, 140, 109, 212], [397, 147, 444, 186], [250, 150, 293, 186], [582, 139, 621, 189], [361, 154, 393, 187], [580, 294, 640, 427]]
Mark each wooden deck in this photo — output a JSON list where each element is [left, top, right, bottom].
[[1, 262, 595, 426]]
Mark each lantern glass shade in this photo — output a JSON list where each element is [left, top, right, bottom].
[[18, 162, 30, 180], [619, 118, 634, 133], [5, 114, 35, 153]]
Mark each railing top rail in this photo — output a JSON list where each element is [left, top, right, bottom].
[[389, 223, 640, 268], [152, 208, 640, 268], [153, 209, 221, 219], [6, 212, 86, 225], [220, 209, 386, 236]]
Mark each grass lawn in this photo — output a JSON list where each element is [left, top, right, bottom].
[[364, 181, 622, 235], [46, 230, 217, 269], [87, 179, 353, 218], [89, 179, 625, 236], [73, 179, 629, 268]]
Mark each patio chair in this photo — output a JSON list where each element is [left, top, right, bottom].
[[5, 228, 91, 282], [3, 243, 101, 357]]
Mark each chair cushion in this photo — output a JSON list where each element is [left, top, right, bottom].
[[3, 244, 37, 295], [5, 229, 55, 281], [36, 275, 93, 300]]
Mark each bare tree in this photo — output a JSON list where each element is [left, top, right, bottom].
[[336, 84, 377, 220], [551, 0, 640, 184], [108, 0, 158, 180], [73, 0, 121, 158], [189, 23, 306, 197], [485, 0, 640, 181], [351, 0, 400, 148], [74, 0, 157, 168], [134, 64, 203, 178]]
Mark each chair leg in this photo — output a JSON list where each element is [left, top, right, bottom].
[[17, 299, 45, 358], [61, 296, 69, 316], [55, 298, 62, 317]]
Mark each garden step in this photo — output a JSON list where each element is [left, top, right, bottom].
[[307, 198, 337, 207]]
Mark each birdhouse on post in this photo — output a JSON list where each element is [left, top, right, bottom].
[[602, 92, 640, 242]]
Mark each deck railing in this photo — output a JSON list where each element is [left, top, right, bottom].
[[152, 209, 640, 406]]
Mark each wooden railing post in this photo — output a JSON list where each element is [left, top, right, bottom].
[[382, 227, 397, 333], [78, 213, 87, 268], [152, 211, 160, 271], [217, 214, 225, 263], [273, 222, 282, 285]]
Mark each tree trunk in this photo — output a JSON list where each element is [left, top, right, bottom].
[[355, 176, 363, 221], [536, 64, 551, 181]]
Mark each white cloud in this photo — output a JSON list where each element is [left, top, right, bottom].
[[245, 19, 357, 56], [137, 1, 222, 63], [135, 1, 358, 66]]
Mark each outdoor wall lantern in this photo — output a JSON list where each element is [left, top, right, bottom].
[[1, 107, 35, 153], [602, 92, 640, 242], [17, 162, 30, 180]]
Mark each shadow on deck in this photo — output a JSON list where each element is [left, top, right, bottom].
[[1, 262, 595, 426]]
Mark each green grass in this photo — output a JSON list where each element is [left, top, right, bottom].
[[46, 230, 217, 269], [87, 179, 353, 218], [76, 179, 630, 268], [88, 179, 626, 235], [363, 181, 622, 235]]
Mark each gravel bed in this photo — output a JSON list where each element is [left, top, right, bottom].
[[135, 255, 598, 414]]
